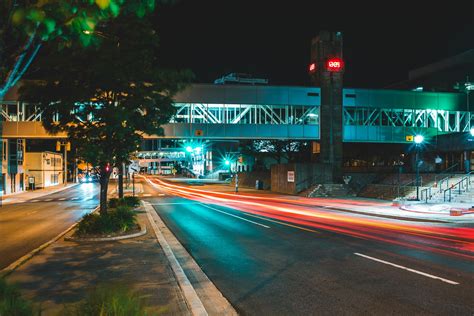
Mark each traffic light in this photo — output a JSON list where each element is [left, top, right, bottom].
[[238, 156, 243, 163], [56, 141, 61, 151], [66, 142, 71, 151]]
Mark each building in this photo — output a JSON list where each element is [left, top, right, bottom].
[[1, 138, 25, 195], [24, 151, 63, 188]]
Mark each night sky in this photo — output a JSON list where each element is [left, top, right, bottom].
[[155, 0, 474, 88]]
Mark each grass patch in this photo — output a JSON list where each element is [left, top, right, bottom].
[[65, 284, 147, 316], [0, 278, 40, 316], [76, 206, 137, 236]]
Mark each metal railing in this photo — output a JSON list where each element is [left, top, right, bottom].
[[434, 163, 459, 189], [397, 178, 420, 200], [420, 187, 432, 203], [443, 174, 471, 202]]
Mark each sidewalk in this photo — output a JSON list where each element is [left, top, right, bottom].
[[5, 210, 191, 315], [1, 183, 79, 205]]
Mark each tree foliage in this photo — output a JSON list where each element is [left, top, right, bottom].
[[243, 140, 310, 165], [20, 13, 193, 214], [1, 0, 164, 99]]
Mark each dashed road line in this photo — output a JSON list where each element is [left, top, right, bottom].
[[200, 204, 270, 229], [244, 212, 321, 234], [354, 252, 459, 285]]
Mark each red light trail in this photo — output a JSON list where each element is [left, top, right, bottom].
[[144, 177, 474, 261]]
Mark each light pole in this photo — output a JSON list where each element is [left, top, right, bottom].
[[414, 135, 424, 200], [56, 141, 71, 186]]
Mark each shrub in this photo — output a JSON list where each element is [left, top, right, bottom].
[[114, 206, 136, 232], [123, 196, 140, 207], [0, 278, 39, 316], [108, 198, 120, 208], [66, 284, 146, 316], [76, 207, 137, 236], [108, 197, 140, 208]]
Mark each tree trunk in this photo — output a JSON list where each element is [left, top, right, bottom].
[[99, 171, 111, 216], [118, 163, 124, 199]]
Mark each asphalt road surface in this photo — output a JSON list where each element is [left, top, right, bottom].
[[142, 176, 474, 315], [0, 183, 99, 270]]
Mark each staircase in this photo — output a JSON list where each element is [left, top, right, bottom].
[[306, 184, 354, 198], [422, 173, 473, 203]]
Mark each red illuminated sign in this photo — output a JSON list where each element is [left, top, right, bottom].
[[326, 57, 344, 72], [308, 62, 316, 74]]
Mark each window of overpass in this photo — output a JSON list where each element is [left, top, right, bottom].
[[170, 103, 320, 125], [343, 107, 473, 132]]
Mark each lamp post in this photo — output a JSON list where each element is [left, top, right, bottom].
[[414, 135, 424, 200], [56, 141, 71, 186]]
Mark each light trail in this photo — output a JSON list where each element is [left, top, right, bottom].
[[144, 176, 474, 261]]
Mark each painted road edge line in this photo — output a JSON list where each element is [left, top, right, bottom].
[[200, 204, 270, 229], [354, 253, 459, 285], [144, 201, 209, 316], [1, 205, 99, 277]]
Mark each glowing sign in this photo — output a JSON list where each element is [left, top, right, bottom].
[[326, 57, 344, 72], [308, 62, 316, 74]]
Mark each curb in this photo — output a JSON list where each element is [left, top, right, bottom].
[[1, 205, 99, 277], [143, 200, 238, 316], [64, 225, 147, 242], [144, 201, 208, 316]]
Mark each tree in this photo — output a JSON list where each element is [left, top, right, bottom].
[[20, 13, 193, 215], [1, 0, 158, 100], [243, 140, 310, 165]]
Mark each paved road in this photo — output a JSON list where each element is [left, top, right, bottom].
[[142, 177, 474, 315], [0, 183, 99, 270]]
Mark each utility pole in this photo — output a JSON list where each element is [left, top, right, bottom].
[[56, 141, 71, 186]]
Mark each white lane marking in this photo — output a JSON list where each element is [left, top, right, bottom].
[[29, 200, 39, 203], [200, 204, 270, 229], [142, 194, 152, 197], [244, 212, 320, 234], [158, 193, 165, 196], [58, 198, 66, 201], [354, 253, 459, 285], [44, 198, 53, 202], [150, 202, 200, 205]]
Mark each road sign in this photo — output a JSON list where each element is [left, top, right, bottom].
[[195, 129, 203, 136], [128, 162, 140, 174], [406, 135, 414, 142], [287, 171, 295, 183]]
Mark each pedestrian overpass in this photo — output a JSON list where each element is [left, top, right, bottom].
[[1, 84, 472, 143]]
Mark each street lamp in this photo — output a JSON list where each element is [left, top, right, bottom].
[[414, 135, 424, 200]]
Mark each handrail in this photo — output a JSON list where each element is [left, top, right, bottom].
[[437, 176, 450, 193], [443, 176, 470, 202], [395, 178, 422, 200], [435, 163, 459, 179], [420, 187, 432, 203]]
